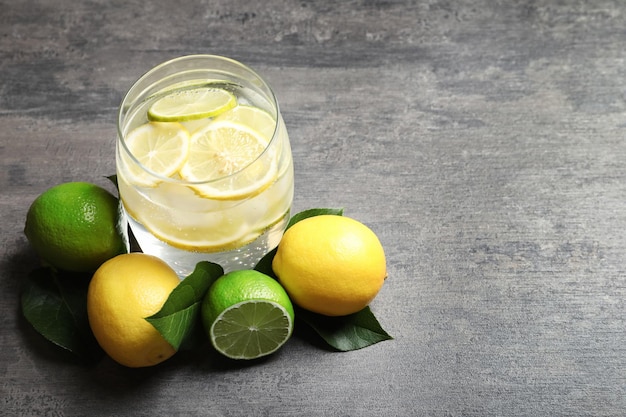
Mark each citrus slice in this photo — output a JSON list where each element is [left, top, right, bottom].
[[211, 300, 293, 359], [123, 122, 190, 186], [214, 105, 277, 141], [202, 270, 295, 360], [148, 87, 237, 122], [143, 211, 249, 253], [215, 106, 293, 180], [179, 120, 277, 200]]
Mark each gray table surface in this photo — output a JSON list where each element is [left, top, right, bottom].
[[2, 1, 625, 416]]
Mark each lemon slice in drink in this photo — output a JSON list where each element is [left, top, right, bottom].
[[148, 87, 237, 122], [179, 120, 277, 200], [215, 105, 292, 179], [214, 105, 277, 140], [145, 210, 250, 253], [123, 122, 190, 186]]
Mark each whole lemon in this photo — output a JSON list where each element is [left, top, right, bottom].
[[87, 253, 179, 368], [24, 182, 126, 272], [272, 215, 387, 316]]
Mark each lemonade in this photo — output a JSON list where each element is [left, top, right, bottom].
[[116, 56, 294, 276]]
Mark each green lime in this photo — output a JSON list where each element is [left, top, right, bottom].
[[201, 270, 294, 360], [24, 182, 127, 272], [147, 86, 237, 122]]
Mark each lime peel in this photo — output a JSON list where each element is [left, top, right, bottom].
[[201, 270, 295, 360], [148, 87, 237, 122]]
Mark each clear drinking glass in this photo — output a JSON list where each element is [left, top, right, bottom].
[[116, 55, 294, 277]]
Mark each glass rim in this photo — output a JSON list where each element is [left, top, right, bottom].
[[116, 54, 281, 185]]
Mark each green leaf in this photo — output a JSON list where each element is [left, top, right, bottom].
[[106, 174, 118, 190], [254, 247, 278, 278], [146, 261, 223, 350], [297, 306, 393, 351], [286, 207, 343, 230], [21, 268, 103, 362]]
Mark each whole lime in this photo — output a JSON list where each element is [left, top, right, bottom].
[[24, 181, 126, 272], [201, 270, 294, 360]]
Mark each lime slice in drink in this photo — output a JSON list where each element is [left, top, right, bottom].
[[147, 87, 237, 122], [122, 122, 190, 186], [202, 270, 295, 360], [179, 120, 277, 200]]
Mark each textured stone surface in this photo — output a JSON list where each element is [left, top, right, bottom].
[[2, 1, 625, 415]]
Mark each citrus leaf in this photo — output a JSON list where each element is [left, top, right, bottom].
[[254, 247, 278, 278], [297, 306, 393, 351], [106, 174, 118, 190], [146, 261, 223, 350], [286, 207, 344, 230], [21, 267, 103, 362]]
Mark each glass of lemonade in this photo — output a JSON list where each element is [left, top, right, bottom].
[[116, 55, 294, 277]]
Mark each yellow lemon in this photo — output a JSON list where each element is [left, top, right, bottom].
[[87, 253, 180, 367], [272, 215, 387, 316]]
